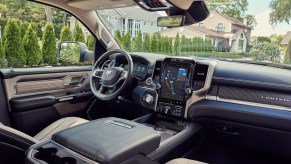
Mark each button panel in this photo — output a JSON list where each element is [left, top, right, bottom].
[[157, 102, 184, 117]]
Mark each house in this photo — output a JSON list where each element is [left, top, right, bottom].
[[160, 11, 252, 53], [281, 31, 291, 45], [97, 7, 162, 38]]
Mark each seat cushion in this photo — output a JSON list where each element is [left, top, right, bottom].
[[34, 117, 88, 141], [166, 158, 206, 164]]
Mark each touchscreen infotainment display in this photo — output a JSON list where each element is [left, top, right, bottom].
[[160, 65, 188, 101]]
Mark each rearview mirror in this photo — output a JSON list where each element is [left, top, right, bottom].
[[157, 15, 185, 27], [57, 42, 93, 63]]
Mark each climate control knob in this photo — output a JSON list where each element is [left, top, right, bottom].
[[185, 88, 192, 95], [144, 92, 154, 104]]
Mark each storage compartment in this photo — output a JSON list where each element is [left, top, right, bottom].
[[134, 114, 202, 162], [51, 117, 161, 164], [26, 140, 95, 164]]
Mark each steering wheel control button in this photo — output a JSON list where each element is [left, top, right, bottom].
[[156, 83, 161, 89], [185, 88, 192, 94], [146, 78, 152, 85]]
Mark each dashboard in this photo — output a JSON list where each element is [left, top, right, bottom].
[[123, 53, 291, 131]]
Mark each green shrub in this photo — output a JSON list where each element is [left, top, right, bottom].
[[132, 31, 143, 52], [143, 33, 150, 52], [174, 33, 181, 56], [73, 23, 85, 42], [86, 34, 95, 51], [114, 29, 122, 45], [20, 21, 29, 38], [60, 25, 72, 41], [23, 23, 42, 66], [150, 32, 158, 52], [122, 31, 131, 52], [0, 40, 8, 68], [42, 24, 58, 65], [3, 19, 26, 67]]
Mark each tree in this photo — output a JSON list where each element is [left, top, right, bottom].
[[60, 25, 72, 41], [122, 31, 131, 52], [257, 36, 271, 43], [150, 32, 158, 52], [42, 24, 58, 65], [0, 40, 8, 67], [245, 14, 257, 28], [270, 34, 284, 46], [207, 0, 249, 21], [23, 23, 42, 66], [114, 29, 122, 45], [20, 21, 29, 38], [3, 19, 26, 67], [143, 33, 151, 52], [270, 0, 291, 25], [284, 39, 291, 64], [86, 34, 95, 51], [74, 23, 85, 42], [132, 31, 143, 52], [174, 33, 181, 55]]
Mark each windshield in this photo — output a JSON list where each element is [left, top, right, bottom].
[[97, 0, 290, 65]]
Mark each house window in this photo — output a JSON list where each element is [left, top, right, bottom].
[[240, 33, 243, 38], [199, 23, 205, 28], [134, 20, 141, 36], [238, 40, 244, 50], [128, 19, 133, 37], [144, 20, 146, 26], [151, 22, 154, 26], [216, 23, 224, 32], [122, 19, 126, 35]]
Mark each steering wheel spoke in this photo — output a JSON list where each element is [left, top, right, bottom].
[[97, 85, 106, 94], [92, 69, 104, 79]]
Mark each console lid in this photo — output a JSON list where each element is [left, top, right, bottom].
[[52, 117, 161, 164]]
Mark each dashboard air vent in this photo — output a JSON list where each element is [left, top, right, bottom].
[[154, 60, 162, 76], [193, 64, 209, 90], [194, 64, 209, 81]]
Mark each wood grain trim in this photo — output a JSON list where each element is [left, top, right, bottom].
[[14, 79, 64, 95]]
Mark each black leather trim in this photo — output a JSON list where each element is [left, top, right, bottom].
[[188, 100, 291, 132], [0, 66, 92, 79], [10, 94, 56, 112], [213, 61, 291, 92], [0, 128, 36, 150], [147, 123, 201, 160], [52, 117, 161, 164]]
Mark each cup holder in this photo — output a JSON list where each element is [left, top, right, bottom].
[[34, 147, 77, 164]]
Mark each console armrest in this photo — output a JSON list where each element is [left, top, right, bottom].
[[52, 117, 161, 164]]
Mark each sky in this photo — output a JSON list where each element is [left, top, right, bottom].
[[248, 0, 290, 36]]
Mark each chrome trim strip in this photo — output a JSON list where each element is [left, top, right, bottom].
[[206, 96, 291, 112], [185, 61, 217, 119]]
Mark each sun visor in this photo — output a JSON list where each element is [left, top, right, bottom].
[[67, 0, 135, 10]]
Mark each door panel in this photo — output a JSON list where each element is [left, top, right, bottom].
[[1, 67, 93, 136]]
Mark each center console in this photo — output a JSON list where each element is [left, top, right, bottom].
[[154, 58, 196, 118], [26, 117, 161, 164]]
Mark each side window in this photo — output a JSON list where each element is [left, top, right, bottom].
[[0, 1, 94, 68]]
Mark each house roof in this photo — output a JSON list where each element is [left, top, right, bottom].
[[188, 26, 225, 38], [160, 26, 227, 39], [281, 31, 291, 45], [99, 7, 161, 21], [213, 11, 252, 29]]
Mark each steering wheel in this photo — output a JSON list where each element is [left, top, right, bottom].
[[90, 49, 133, 100]]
